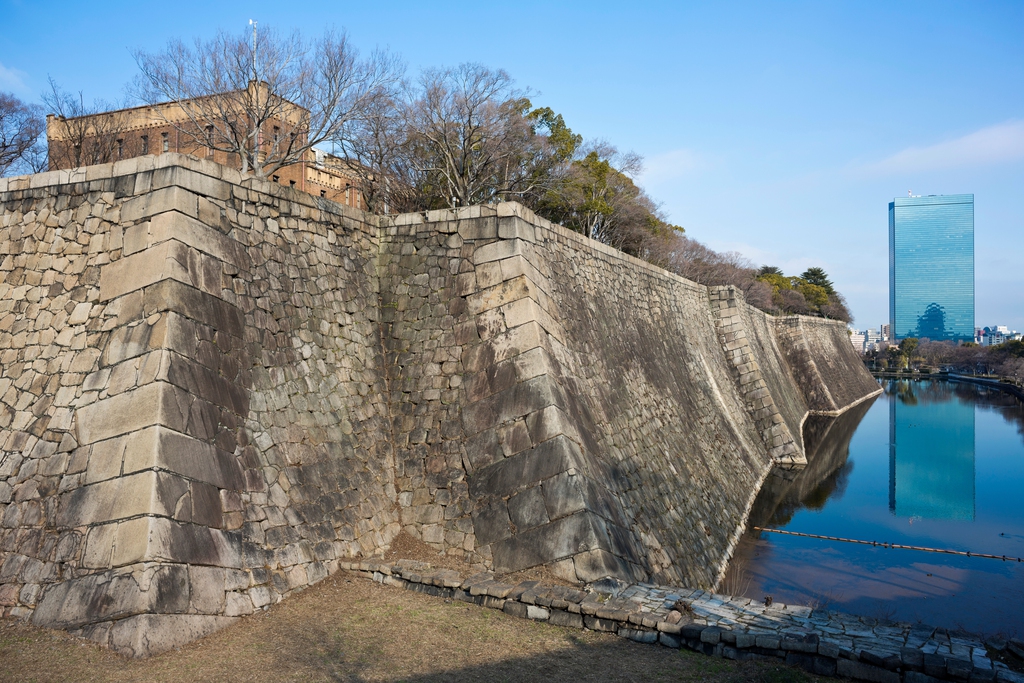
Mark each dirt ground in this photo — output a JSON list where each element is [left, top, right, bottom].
[[0, 568, 826, 683]]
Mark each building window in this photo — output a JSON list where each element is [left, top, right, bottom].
[[116, 139, 124, 159], [161, 132, 169, 153], [320, 190, 326, 198], [289, 180, 296, 187], [141, 135, 149, 154], [205, 126, 215, 157], [272, 175, 280, 183]]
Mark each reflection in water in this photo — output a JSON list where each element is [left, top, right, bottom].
[[888, 381, 975, 521], [726, 380, 1024, 637], [722, 399, 873, 599], [965, 382, 1024, 444], [746, 400, 872, 530]]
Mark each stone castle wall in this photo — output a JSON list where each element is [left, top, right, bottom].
[[0, 156, 880, 655]]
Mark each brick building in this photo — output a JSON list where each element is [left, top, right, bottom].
[[45, 87, 365, 208]]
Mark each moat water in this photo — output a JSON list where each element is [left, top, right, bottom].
[[727, 379, 1024, 638]]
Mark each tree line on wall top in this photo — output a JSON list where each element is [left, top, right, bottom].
[[0, 24, 851, 323]]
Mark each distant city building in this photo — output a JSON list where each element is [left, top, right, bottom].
[[975, 325, 1022, 347], [850, 329, 866, 352], [889, 194, 974, 342], [848, 325, 890, 353]]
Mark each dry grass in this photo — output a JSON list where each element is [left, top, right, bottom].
[[0, 568, 829, 683]]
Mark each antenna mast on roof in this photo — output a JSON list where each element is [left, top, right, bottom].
[[249, 19, 257, 81]]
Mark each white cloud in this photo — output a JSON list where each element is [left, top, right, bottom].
[[639, 148, 705, 185], [862, 121, 1024, 175], [0, 62, 30, 93]]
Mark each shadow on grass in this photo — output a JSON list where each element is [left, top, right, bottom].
[[262, 619, 823, 683]]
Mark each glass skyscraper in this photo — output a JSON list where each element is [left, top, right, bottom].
[[889, 194, 974, 341]]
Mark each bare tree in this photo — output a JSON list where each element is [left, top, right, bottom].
[[742, 278, 778, 313], [0, 91, 45, 175], [333, 88, 418, 213], [404, 64, 550, 208], [342, 67, 579, 213], [321, 53, 858, 324], [43, 79, 139, 169], [663, 235, 747, 287], [820, 291, 853, 322], [132, 26, 400, 178]]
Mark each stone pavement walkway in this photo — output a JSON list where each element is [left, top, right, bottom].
[[340, 558, 1024, 683]]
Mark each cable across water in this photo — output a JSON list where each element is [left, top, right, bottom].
[[752, 527, 1024, 562]]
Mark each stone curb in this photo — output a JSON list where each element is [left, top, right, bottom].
[[340, 560, 1023, 683]]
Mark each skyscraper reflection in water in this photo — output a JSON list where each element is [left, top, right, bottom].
[[889, 382, 975, 521]]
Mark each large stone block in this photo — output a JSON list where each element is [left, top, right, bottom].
[[541, 471, 587, 521], [149, 163, 233, 202], [101, 313, 195, 367], [464, 358, 518, 403], [498, 216, 537, 243], [32, 564, 190, 629], [501, 299, 565, 344], [490, 511, 610, 573], [120, 185, 199, 223], [76, 381, 203, 445], [577, 475, 632, 529], [120, 425, 244, 490], [468, 435, 585, 500], [109, 613, 236, 658], [100, 239, 226, 301], [507, 485, 550, 531], [572, 548, 636, 582], [457, 217, 498, 240], [125, 211, 248, 269], [466, 275, 537, 316], [472, 239, 525, 265], [499, 253, 545, 287], [461, 374, 567, 437], [56, 470, 189, 527], [107, 516, 241, 568], [158, 350, 248, 416], [526, 404, 578, 445], [142, 279, 244, 337], [471, 501, 512, 545], [84, 436, 129, 485], [463, 428, 503, 473], [460, 322, 553, 377]]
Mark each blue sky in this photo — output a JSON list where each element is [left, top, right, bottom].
[[2, 1, 1022, 330]]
